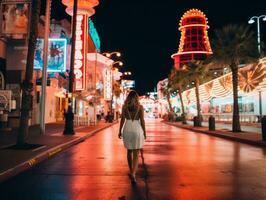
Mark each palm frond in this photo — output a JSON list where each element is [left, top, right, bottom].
[[211, 24, 259, 68]]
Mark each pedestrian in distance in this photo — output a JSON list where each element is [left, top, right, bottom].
[[63, 109, 66, 120], [118, 90, 146, 184]]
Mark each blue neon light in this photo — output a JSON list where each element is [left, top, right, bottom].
[[34, 38, 67, 72]]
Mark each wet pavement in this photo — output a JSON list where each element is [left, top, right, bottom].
[[0, 121, 116, 178], [1, 119, 266, 200]]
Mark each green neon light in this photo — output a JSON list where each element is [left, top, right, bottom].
[[88, 18, 101, 51]]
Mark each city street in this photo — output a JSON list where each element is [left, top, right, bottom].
[[1, 1, 266, 200], [1, 120, 266, 200]]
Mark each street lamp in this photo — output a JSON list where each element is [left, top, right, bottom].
[[111, 61, 123, 67], [124, 71, 132, 76], [102, 51, 121, 58], [248, 15, 266, 54]]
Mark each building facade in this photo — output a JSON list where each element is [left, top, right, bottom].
[[159, 58, 266, 123]]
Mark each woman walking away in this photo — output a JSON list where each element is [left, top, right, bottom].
[[118, 90, 146, 183]]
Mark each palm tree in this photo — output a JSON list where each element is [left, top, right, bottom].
[[159, 81, 174, 113], [212, 24, 258, 132], [168, 68, 188, 124], [17, 0, 41, 146], [185, 61, 209, 126]]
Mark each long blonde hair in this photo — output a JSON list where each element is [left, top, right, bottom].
[[124, 90, 140, 111]]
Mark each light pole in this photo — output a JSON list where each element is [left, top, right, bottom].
[[63, 0, 78, 135], [248, 15, 266, 54], [40, 0, 52, 135], [259, 90, 262, 122]]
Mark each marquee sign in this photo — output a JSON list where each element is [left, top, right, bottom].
[[74, 14, 87, 91], [121, 80, 135, 89], [104, 69, 112, 100]]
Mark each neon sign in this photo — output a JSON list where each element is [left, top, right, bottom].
[[171, 9, 212, 69], [74, 14, 87, 91], [104, 69, 112, 100], [121, 80, 135, 89], [34, 38, 67, 72]]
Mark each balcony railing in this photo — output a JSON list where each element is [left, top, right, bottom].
[[74, 115, 95, 126]]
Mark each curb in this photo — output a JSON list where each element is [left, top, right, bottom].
[[0, 122, 118, 183], [163, 122, 266, 148]]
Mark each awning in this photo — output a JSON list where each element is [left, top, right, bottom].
[[87, 53, 114, 68]]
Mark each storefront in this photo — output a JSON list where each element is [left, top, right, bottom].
[[2, 18, 71, 127], [35, 78, 68, 123], [86, 53, 115, 121], [171, 58, 266, 122], [1, 1, 102, 127]]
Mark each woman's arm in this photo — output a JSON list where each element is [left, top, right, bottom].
[[139, 106, 146, 139], [118, 106, 126, 139]]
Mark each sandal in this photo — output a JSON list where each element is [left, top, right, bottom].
[[131, 175, 137, 184]]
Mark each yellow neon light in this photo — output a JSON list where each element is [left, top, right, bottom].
[[179, 24, 209, 30], [171, 51, 213, 58]]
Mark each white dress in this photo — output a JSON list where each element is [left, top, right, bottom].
[[122, 108, 145, 150]]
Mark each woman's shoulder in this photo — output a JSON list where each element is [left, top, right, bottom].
[[122, 105, 128, 112]]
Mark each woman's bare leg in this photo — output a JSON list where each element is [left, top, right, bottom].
[[127, 150, 133, 174], [132, 149, 140, 176]]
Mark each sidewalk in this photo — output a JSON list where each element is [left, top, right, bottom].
[[186, 120, 262, 134], [164, 121, 266, 148], [0, 121, 118, 183], [0, 122, 72, 148]]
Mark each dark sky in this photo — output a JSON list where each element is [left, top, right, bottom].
[[47, 0, 266, 95]]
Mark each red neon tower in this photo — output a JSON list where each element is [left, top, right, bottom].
[[171, 9, 212, 69]]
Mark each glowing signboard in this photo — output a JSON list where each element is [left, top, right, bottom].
[[104, 69, 112, 100], [122, 80, 135, 89], [34, 38, 67, 72], [74, 14, 87, 91]]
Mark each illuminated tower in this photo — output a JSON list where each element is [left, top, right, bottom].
[[171, 9, 212, 69]]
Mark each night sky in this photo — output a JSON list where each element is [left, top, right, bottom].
[[46, 0, 266, 95]]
